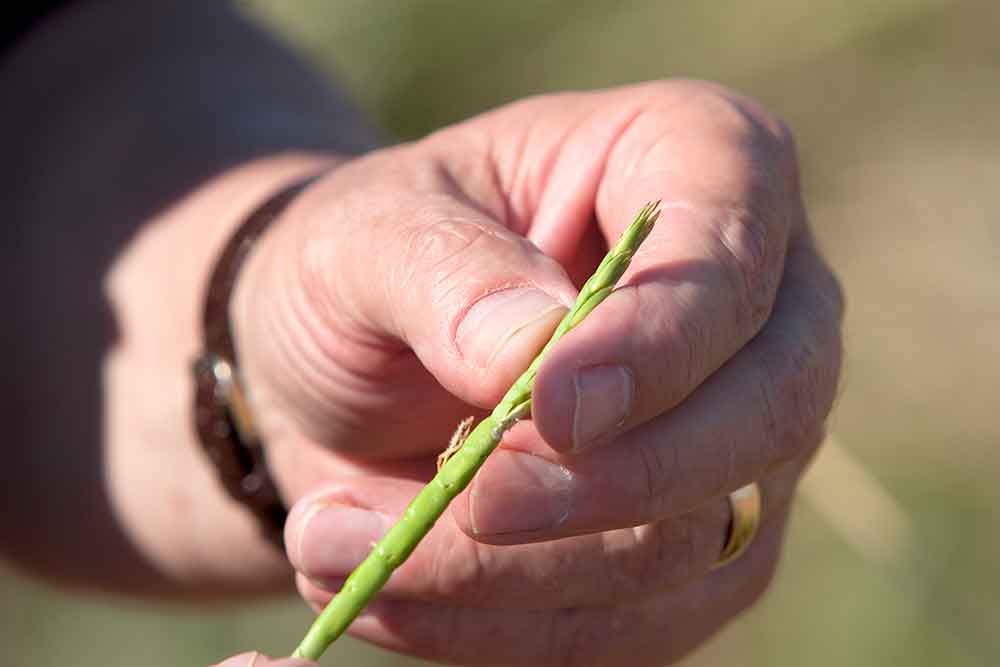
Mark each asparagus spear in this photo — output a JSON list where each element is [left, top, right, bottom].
[[293, 201, 661, 661]]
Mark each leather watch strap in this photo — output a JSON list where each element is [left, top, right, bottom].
[[192, 176, 314, 549]]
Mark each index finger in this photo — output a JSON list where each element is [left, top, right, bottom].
[[461, 238, 843, 543], [530, 80, 804, 452]]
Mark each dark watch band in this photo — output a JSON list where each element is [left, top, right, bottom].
[[193, 175, 316, 550]]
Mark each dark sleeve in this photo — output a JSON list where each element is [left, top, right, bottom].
[[4, 2, 72, 54]]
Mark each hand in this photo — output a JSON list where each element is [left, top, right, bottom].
[[212, 653, 314, 667], [233, 80, 844, 666]]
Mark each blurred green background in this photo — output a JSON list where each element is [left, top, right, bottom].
[[3, 1, 998, 665]]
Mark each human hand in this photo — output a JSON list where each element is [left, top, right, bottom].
[[212, 652, 314, 667], [233, 80, 843, 665]]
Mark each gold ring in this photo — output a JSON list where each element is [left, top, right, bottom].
[[711, 482, 762, 570]]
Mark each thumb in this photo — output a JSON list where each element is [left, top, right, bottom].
[[211, 651, 316, 667], [233, 161, 576, 453], [320, 185, 577, 406]]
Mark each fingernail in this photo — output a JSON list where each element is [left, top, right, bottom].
[[294, 502, 391, 577], [572, 364, 635, 451], [470, 450, 573, 536], [456, 287, 565, 371]]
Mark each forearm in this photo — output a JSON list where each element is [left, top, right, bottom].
[[1, 0, 375, 596]]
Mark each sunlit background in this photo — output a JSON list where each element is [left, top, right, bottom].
[[3, 1, 998, 665]]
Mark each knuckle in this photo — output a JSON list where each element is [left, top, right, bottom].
[[397, 203, 496, 285], [715, 205, 777, 334], [643, 79, 799, 179], [681, 82, 758, 142], [756, 354, 786, 462], [759, 347, 817, 464], [757, 315, 841, 466], [749, 112, 801, 199], [667, 81, 780, 149], [635, 435, 676, 505], [647, 79, 741, 114], [800, 280, 845, 438], [749, 252, 846, 469], [634, 80, 759, 149], [706, 84, 796, 157], [386, 206, 505, 340]]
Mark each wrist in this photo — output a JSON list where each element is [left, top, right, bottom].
[[194, 164, 334, 549], [226, 160, 351, 506], [104, 153, 343, 595], [182, 155, 344, 289]]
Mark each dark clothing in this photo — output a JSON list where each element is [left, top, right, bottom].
[[6, 3, 68, 52]]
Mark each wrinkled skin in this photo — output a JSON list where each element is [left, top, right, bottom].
[[227, 80, 843, 667]]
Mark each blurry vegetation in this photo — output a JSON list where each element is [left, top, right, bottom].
[[3, 1, 997, 665]]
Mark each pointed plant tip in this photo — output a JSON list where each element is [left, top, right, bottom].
[[634, 200, 660, 226], [630, 201, 660, 247], [638, 200, 659, 228]]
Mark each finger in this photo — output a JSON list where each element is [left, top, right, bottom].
[[461, 237, 842, 542], [528, 80, 804, 452], [295, 506, 790, 667], [210, 652, 315, 667], [234, 150, 577, 458], [285, 453, 803, 610]]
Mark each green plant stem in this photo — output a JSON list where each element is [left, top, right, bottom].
[[292, 201, 660, 661]]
